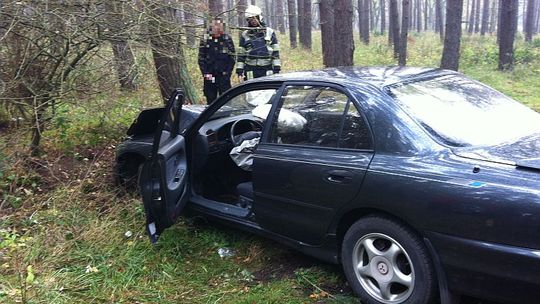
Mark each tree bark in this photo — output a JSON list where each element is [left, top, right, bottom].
[[480, 0, 490, 35], [424, 0, 429, 31], [441, 0, 464, 70], [389, 0, 400, 58], [209, 0, 224, 17], [416, 0, 422, 32], [276, 0, 286, 34], [381, 0, 386, 34], [498, 0, 518, 70], [111, 41, 138, 90], [334, 0, 355, 66], [399, 0, 410, 66], [148, 5, 198, 103], [288, 0, 298, 48], [489, 0, 497, 34], [435, 0, 444, 41], [474, 0, 481, 32], [298, 0, 313, 49], [468, 0, 476, 34], [525, 0, 536, 41], [320, 0, 335, 67], [359, 0, 370, 44], [184, 3, 196, 47]]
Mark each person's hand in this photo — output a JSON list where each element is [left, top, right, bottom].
[[203, 74, 213, 80], [273, 67, 280, 74], [236, 69, 244, 81]]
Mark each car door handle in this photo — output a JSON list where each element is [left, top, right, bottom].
[[326, 170, 354, 183], [173, 169, 185, 182]]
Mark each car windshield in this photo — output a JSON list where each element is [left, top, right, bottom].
[[211, 89, 277, 120], [387, 75, 540, 147]]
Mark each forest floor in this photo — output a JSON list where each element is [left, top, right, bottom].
[[1, 32, 539, 303]]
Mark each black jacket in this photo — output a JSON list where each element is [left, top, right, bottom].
[[198, 34, 236, 76]]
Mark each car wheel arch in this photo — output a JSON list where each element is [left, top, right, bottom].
[[115, 152, 146, 189], [335, 209, 454, 304]]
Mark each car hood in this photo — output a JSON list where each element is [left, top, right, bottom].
[[454, 133, 540, 170]]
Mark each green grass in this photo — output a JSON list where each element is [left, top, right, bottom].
[[1, 31, 540, 303]]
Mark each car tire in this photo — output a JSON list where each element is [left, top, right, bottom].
[[342, 216, 437, 304]]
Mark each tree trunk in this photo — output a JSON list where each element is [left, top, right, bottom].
[[441, 0, 464, 70], [468, 0, 476, 34], [148, 5, 199, 103], [489, 0, 497, 34], [298, 0, 313, 49], [381, 0, 386, 34], [525, 0, 536, 41], [111, 41, 138, 90], [264, 0, 271, 28], [416, 0, 422, 32], [399, 0, 410, 66], [276, 0, 286, 34], [474, 0, 481, 32], [184, 3, 196, 47], [435, 0, 444, 41], [320, 0, 335, 67], [237, 0, 247, 27], [359, 0, 370, 44], [480, 0, 490, 35], [209, 0, 223, 17], [334, 0, 355, 66], [536, 0, 540, 34], [424, 0, 429, 31], [498, 0, 518, 70], [288, 0, 298, 48], [389, 0, 400, 58]]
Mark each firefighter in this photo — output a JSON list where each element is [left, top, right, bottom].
[[198, 19, 236, 104], [236, 5, 281, 81]]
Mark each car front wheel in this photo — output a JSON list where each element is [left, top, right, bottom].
[[342, 216, 437, 304]]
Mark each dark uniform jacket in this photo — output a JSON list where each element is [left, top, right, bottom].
[[198, 33, 236, 76]]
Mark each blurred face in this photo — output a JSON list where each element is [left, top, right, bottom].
[[210, 21, 224, 36], [247, 16, 259, 27]]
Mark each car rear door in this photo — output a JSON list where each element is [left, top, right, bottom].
[[139, 89, 190, 243], [253, 83, 374, 245]]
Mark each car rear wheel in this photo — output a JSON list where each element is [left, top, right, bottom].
[[342, 216, 437, 304]]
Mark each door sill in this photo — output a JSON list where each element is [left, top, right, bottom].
[[190, 195, 252, 219]]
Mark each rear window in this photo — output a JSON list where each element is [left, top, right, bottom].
[[387, 75, 540, 147]]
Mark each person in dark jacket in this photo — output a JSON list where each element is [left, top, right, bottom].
[[236, 5, 281, 81], [198, 19, 236, 104]]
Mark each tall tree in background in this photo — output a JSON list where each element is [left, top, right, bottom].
[[480, 0, 490, 36], [416, 0, 422, 32], [498, 0, 518, 70], [389, 0, 400, 58], [288, 0, 298, 48], [489, 0, 498, 33], [208, 0, 223, 17], [334, 0, 354, 66], [298, 0, 312, 49], [359, 0, 370, 44], [525, 0, 537, 41], [441, 0, 464, 70], [276, 0, 286, 34], [184, 2, 197, 47], [474, 0, 481, 32], [468, 0, 476, 34], [398, 0, 410, 66], [105, 1, 138, 91], [320, 0, 335, 66], [148, 3, 198, 103], [381, 0, 386, 34], [237, 0, 247, 31], [435, 0, 444, 41]]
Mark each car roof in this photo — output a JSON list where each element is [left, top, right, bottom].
[[251, 66, 461, 88]]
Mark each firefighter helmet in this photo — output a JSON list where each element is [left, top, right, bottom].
[[245, 5, 263, 21]]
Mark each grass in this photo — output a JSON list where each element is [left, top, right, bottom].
[[1, 31, 540, 303]]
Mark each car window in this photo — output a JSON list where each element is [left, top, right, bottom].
[[387, 75, 540, 147], [340, 104, 373, 150], [211, 89, 277, 120], [269, 85, 371, 149]]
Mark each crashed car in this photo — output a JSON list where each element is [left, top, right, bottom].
[[116, 67, 540, 304]]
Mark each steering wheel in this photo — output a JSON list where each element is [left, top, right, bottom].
[[230, 119, 263, 146]]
